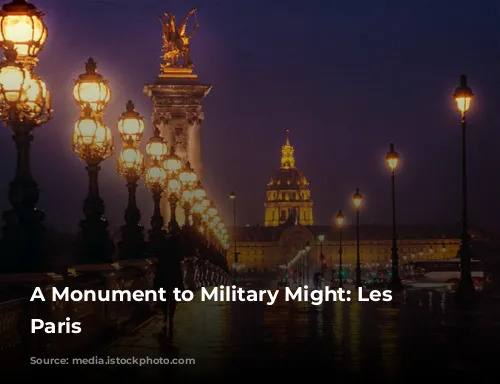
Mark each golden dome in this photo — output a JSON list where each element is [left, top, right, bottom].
[[264, 129, 313, 226]]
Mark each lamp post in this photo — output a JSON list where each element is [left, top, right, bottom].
[[453, 74, 476, 307], [0, 47, 51, 272], [386, 143, 403, 291], [441, 243, 446, 260], [229, 191, 237, 280], [145, 128, 168, 256], [179, 161, 197, 227], [116, 101, 146, 260], [72, 58, 114, 264], [163, 148, 182, 233], [336, 210, 344, 288], [317, 233, 326, 279], [353, 188, 363, 288], [191, 181, 206, 230]]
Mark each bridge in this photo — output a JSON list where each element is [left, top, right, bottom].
[[0, 255, 231, 365]]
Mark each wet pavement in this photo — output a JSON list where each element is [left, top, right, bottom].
[[87, 290, 500, 381]]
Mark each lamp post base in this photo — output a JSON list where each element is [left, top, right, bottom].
[[454, 277, 477, 309], [388, 277, 404, 292], [118, 224, 147, 260], [76, 218, 115, 264], [0, 213, 48, 273]]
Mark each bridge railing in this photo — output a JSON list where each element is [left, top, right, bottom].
[[0, 256, 231, 363]]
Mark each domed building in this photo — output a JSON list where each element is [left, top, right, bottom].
[[264, 130, 313, 226], [227, 130, 460, 276]]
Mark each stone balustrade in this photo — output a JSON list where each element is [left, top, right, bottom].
[[0, 257, 231, 363]]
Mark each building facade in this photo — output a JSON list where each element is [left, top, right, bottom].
[[229, 131, 461, 273]]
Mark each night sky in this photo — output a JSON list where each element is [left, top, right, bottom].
[[0, 0, 498, 234]]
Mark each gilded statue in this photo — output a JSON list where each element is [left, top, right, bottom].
[[158, 8, 199, 71]]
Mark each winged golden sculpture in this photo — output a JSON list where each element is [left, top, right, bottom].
[[158, 8, 199, 71]]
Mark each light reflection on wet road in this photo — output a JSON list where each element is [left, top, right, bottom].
[[91, 289, 500, 381]]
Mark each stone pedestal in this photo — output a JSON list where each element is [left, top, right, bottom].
[[144, 67, 211, 226]]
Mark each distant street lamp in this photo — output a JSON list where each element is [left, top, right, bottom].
[[453, 74, 476, 307], [229, 191, 238, 280], [179, 161, 197, 226], [352, 188, 363, 288], [163, 148, 182, 233], [116, 100, 146, 260], [145, 128, 168, 256], [441, 243, 447, 259], [386, 143, 403, 291], [317, 233, 326, 278], [0, 46, 51, 272], [72, 57, 114, 265], [336, 210, 344, 288]]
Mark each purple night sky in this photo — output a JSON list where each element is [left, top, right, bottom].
[[0, 0, 498, 234]]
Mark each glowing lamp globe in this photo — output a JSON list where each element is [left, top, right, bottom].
[[453, 74, 473, 114], [207, 204, 217, 218], [145, 134, 168, 162], [163, 151, 182, 176], [167, 178, 181, 195], [192, 201, 205, 214], [145, 165, 166, 190], [181, 189, 193, 204], [179, 161, 197, 187], [0, 0, 47, 63], [353, 188, 363, 209], [22, 70, 50, 122], [73, 58, 110, 114], [192, 181, 206, 201], [0, 48, 28, 104], [385, 143, 399, 171], [73, 110, 114, 162], [335, 210, 344, 227], [117, 147, 145, 179], [117, 100, 144, 145]]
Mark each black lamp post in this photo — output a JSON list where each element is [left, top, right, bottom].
[[163, 148, 182, 234], [229, 191, 238, 280], [336, 210, 344, 288], [0, 48, 51, 273], [116, 101, 147, 260], [386, 143, 403, 292], [72, 57, 115, 265], [145, 128, 168, 256], [353, 188, 363, 288], [453, 74, 476, 308]]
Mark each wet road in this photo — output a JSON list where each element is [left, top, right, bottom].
[[90, 290, 500, 381]]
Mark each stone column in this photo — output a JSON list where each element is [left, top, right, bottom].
[[144, 68, 211, 226]]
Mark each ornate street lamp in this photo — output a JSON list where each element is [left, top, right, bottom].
[[72, 104, 114, 264], [0, 46, 51, 272], [73, 57, 110, 115], [0, 0, 47, 69], [145, 128, 168, 255], [191, 181, 206, 229], [336, 210, 344, 288], [352, 188, 363, 288], [229, 191, 237, 280], [317, 233, 327, 278], [165, 174, 182, 233], [163, 148, 182, 233], [116, 100, 146, 260], [386, 143, 403, 291], [453, 74, 476, 307], [179, 161, 197, 226]]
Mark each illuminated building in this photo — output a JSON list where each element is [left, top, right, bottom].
[[228, 132, 461, 273], [264, 129, 313, 227]]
